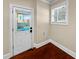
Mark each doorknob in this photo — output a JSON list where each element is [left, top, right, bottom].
[[30, 30, 32, 33], [30, 27, 32, 29], [30, 27, 32, 33]]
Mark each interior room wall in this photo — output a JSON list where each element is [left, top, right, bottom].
[[3, 0, 49, 54], [3, 0, 9, 54], [3, 0, 76, 55], [49, 0, 76, 52], [36, 0, 49, 43], [3, 0, 35, 54]]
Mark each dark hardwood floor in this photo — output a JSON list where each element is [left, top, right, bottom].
[[10, 43, 75, 59]]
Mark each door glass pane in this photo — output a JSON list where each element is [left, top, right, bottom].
[[17, 11, 31, 31]]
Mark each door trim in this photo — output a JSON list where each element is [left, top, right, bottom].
[[9, 4, 34, 56]]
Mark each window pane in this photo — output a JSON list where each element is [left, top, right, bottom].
[[58, 6, 66, 22], [17, 12, 31, 31], [54, 9, 57, 22], [51, 9, 57, 22]]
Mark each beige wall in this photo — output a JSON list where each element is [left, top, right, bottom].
[[3, 0, 35, 54], [36, 0, 49, 43], [49, 0, 76, 52], [3, 0, 49, 54], [3, 0, 9, 54], [3, 0, 75, 55]]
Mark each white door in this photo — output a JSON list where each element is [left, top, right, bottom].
[[12, 6, 33, 55]]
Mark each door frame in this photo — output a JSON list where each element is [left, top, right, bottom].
[[9, 4, 34, 56]]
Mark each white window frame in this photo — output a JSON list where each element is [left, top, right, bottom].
[[51, 1, 68, 25]]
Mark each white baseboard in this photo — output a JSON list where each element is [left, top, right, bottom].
[[33, 39, 50, 48], [4, 39, 75, 59], [49, 39, 76, 58], [3, 53, 11, 59], [34, 39, 76, 58]]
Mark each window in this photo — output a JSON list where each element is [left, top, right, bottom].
[[17, 11, 32, 31], [51, 3, 68, 25]]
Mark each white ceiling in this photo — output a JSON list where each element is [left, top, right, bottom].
[[40, 0, 65, 5], [40, 0, 58, 4]]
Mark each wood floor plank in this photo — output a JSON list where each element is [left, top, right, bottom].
[[10, 43, 75, 59]]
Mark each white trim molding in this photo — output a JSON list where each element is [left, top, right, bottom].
[[3, 53, 11, 59], [34, 39, 76, 58], [4, 39, 75, 59], [49, 39, 76, 58], [33, 39, 50, 48], [9, 4, 34, 56]]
